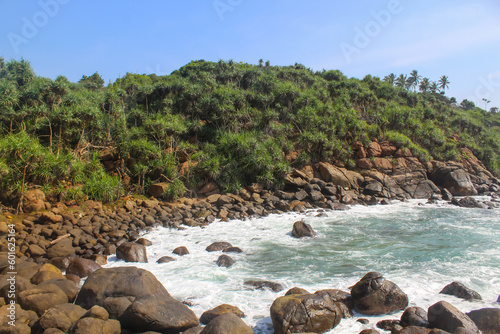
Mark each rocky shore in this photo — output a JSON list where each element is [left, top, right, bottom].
[[1, 145, 500, 333]]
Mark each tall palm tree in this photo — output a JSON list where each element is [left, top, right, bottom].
[[395, 74, 407, 89], [430, 81, 439, 93], [419, 78, 430, 92], [409, 70, 421, 91], [438, 75, 450, 93], [383, 73, 396, 86]]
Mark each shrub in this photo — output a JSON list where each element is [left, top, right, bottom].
[[83, 168, 122, 203]]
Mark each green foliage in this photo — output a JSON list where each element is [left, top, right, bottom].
[[83, 168, 122, 203]]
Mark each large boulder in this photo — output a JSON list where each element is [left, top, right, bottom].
[[317, 162, 362, 189], [34, 303, 87, 333], [66, 258, 102, 278], [314, 289, 353, 318], [200, 304, 245, 325], [291, 220, 315, 238], [38, 279, 79, 302], [18, 284, 69, 316], [270, 293, 342, 334], [22, 189, 46, 213], [120, 295, 199, 333], [116, 242, 148, 263], [0, 303, 36, 334], [428, 301, 479, 334], [200, 313, 253, 334], [350, 272, 408, 315], [440, 282, 482, 301], [466, 308, 500, 334], [430, 165, 477, 196], [75, 267, 170, 310]]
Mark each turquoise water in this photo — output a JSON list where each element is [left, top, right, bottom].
[[105, 198, 500, 333]]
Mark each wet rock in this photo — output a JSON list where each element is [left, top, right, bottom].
[[116, 242, 148, 263], [440, 282, 482, 300], [216, 255, 235, 268], [270, 293, 342, 334], [466, 308, 500, 334], [223, 247, 243, 253], [34, 303, 87, 333], [157, 256, 176, 263], [428, 301, 479, 334], [67, 258, 102, 278], [136, 238, 152, 246], [441, 188, 453, 201], [121, 294, 198, 333], [206, 242, 232, 252], [200, 312, 253, 334], [285, 287, 310, 295], [357, 318, 370, 325], [18, 284, 69, 316], [314, 289, 354, 318], [350, 272, 408, 315], [401, 306, 430, 328], [377, 319, 400, 331], [453, 197, 487, 209], [75, 267, 171, 310], [200, 304, 245, 325], [173, 246, 189, 256], [291, 220, 315, 238], [360, 329, 379, 334], [244, 280, 284, 292]]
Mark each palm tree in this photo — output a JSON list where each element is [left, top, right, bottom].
[[395, 74, 407, 89], [430, 81, 439, 94], [438, 75, 450, 93], [419, 78, 430, 92], [383, 73, 396, 86], [258, 59, 264, 67], [409, 70, 421, 91]]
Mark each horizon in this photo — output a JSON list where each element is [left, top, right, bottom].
[[1, 0, 499, 109]]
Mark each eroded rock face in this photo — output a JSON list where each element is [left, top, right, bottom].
[[270, 293, 342, 334], [428, 301, 479, 334], [350, 272, 408, 315]]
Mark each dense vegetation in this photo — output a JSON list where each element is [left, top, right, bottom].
[[0, 57, 499, 207]]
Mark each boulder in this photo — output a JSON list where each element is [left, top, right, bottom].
[[103, 296, 135, 320], [28, 244, 46, 257], [367, 142, 383, 157], [270, 293, 342, 334], [30, 270, 64, 285], [22, 189, 46, 213], [120, 295, 199, 333], [149, 182, 169, 197], [18, 284, 69, 316], [317, 162, 351, 188], [428, 301, 479, 334], [173, 246, 190, 256], [244, 280, 284, 292], [430, 165, 477, 196], [466, 308, 500, 334], [216, 255, 235, 268], [75, 267, 171, 310], [116, 242, 148, 263], [398, 326, 430, 334], [401, 307, 429, 328], [200, 304, 245, 325], [223, 247, 243, 253], [157, 256, 176, 263], [68, 317, 120, 334], [67, 258, 102, 278], [350, 272, 408, 315], [0, 303, 36, 333], [291, 220, 315, 238], [46, 238, 76, 259], [314, 289, 354, 318], [184, 326, 204, 334], [35, 303, 87, 333], [206, 242, 232, 252], [454, 197, 487, 209], [286, 287, 310, 296], [38, 279, 78, 302], [440, 282, 482, 300], [200, 312, 253, 334]]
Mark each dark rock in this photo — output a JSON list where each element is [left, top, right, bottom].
[[136, 238, 152, 246], [441, 188, 453, 201], [401, 306, 429, 328], [399, 326, 430, 334], [455, 197, 487, 209], [270, 293, 342, 334], [314, 289, 353, 319], [285, 287, 310, 295], [466, 308, 500, 334], [35, 303, 87, 333], [357, 318, 370, 325], [173, 246, 190, 256], [294, 190, 309, 201], [244, 280, 284, 292], [223, 247, 243, 253], [200, 304, 245, 325], [440, 282, 482, 300], [184, 326, 204, 334], [46, 238, 76, 259], [291, 220, 315, 238], [67, 258, 102, 278], [75, 267, 171, 310], [200, 312, 253, 334], [430, 165, 477, 196], [350, 272, 408, 315], [48, 257, 71, 271], [116, 242, 148, 263], [428, 301, 479, 334], [377, 319, 400, 331], [120, 295, 199, 333], [206, 242, 232, 252], [360, 329, 379, 334], [157, 256, 176, 263], [216, 255, 235, 268]]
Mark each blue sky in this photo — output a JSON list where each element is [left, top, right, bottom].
[[1, 0, 499, 109]]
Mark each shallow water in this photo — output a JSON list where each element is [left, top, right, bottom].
[[105, 199, 500, 333]]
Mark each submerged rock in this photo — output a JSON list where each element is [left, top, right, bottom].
[[440, 282, 482, 300], [244, 280, 284, 292], [350, 272, 408, 315], [206, 242, 232, 252], [216, 255, 235, 267], [291, 220, 315, 238]]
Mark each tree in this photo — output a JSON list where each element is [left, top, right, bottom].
[[395, 74, 407, 89], [79, 72, 105, 91], [5, 58, 35, 87], [383, 73, 396, 86], [258, 59, 264, 67], [438, 75, 450, 93], [490, 107, 498, 113], [409, 70, 421, 91], [482, 98, 491, 110], [460, 99, 475, 110], [419, 78, 430, 92], [430, 81, 439, 94]]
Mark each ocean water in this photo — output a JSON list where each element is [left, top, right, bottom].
[[105, 198, 500, 333]]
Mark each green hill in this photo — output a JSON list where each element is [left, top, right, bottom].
[[0, 58, 499, 204]]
